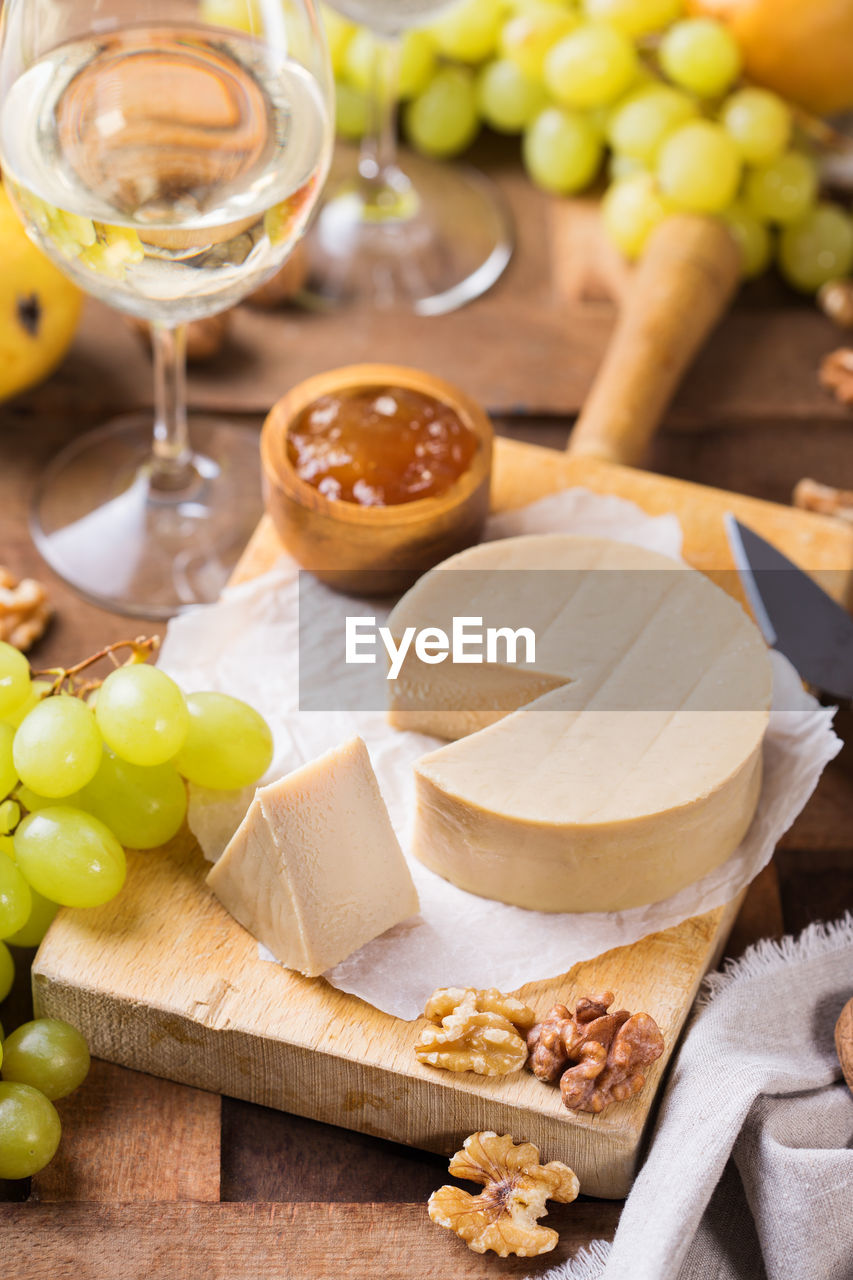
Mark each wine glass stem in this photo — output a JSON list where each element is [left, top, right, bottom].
[[150, 321, 194, 490], [358, 33, 405, 201]]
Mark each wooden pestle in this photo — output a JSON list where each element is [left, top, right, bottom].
[[567, 213, 742, 466]]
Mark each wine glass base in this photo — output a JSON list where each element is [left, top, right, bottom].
[[304, 148, 514, 316], [31, 416, 264, 620]]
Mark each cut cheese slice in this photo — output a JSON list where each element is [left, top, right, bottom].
[[400, 535, 772, 913], [206, 737, 419, 976]]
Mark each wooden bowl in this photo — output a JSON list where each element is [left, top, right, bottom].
[[261, 364, 494, 594]]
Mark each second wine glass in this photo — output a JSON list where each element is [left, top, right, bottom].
[[307, 0, 514, 315]]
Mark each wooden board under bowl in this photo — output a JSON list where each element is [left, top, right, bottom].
[[32, 439, 853, 1199]]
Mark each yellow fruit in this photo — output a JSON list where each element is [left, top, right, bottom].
[[687, 0, 853, 116], [0, 184, 82, 402]]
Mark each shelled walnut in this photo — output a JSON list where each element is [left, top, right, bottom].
[[424, 986, 537, 1031], [0, 568, 51, 650], [527, 992, 664, 1115], [415, 988, 533, 1076], [428, 1131, 579, 1258], [417, 986, 536, 1075], [819, 347, 853, 406]]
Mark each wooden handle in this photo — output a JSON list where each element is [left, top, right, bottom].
[[567, 213, 741, 466]]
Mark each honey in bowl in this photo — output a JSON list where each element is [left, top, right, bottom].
[[261, 363, 494, 593], [286, 385, 480, 508]]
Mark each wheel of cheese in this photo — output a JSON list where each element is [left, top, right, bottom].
[[390, 535, 772, 913]]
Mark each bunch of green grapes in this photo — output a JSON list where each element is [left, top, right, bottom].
[[0, 1016, 90, 1180], [323, 0, 853, 294], [0, 639, 274, 995], [0, 637, 273, 1180]]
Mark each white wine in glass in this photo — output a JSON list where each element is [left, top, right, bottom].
[[307, 0, 513, 314], [0, 1, 334, 618]]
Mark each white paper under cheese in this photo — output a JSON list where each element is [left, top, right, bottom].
[[206, 737, 419, 976]]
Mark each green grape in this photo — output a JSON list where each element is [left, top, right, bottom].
[[522, 106, 603, 194], [15, 807, 126, 909], [720, 88, 791, 166], [15, 786, 70, 813], [341, 27, 375, 92], [1, 1018, 90, 1100], [583, 0, 683, 36], [602, 173, 667, 259], [0, 855, 31, 939], [0, 642, 30, 718], [0, 941, 12, 1001], [657, 120, 740, 213], [0, 722, 16, 800], [607, 86, 697, 164], [505, 0, 575, 9], [319, 4, 355, 76], [0, 1081, 61, 1179], [398, 31, 438, 100], [199, 0, 258, 32], [778, 203, 853, 294], [545, 23, 638, 109], [744, 152, 818, 226], [77, 749, 187, 849], [173, 692, 273, 791], [506, 0, 576, 9], [405, 67, 480, 159], [476, 58, 548, 134], [499, 5, 578, 80], [430, 0, 503, 64], [95, 665, 189, 767], [13, 697, 102, 798], [0, 800, 19, 836], [721, 201, 772, 279], [609, 152, 647, 181], [3, 885, 58, 947], [344, 29, 436, 101], [0, 836, 14, 860], [3, 680, 51, 730], [659, 18, 742, 98], [335, 81, 370, 141]]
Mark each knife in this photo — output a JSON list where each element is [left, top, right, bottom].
[[724, 514, 853, 702]]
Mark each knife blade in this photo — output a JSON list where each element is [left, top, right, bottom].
[[725, 514, 853, 701]]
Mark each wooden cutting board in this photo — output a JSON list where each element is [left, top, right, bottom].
[[32, 439, 853, 1200]]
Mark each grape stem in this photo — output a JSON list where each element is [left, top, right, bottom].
[[33, 636, 160, 698]]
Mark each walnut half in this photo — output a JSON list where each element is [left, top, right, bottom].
[[428, 1131, 580, 1258], [528, 993, 664, 1114], [0, 568, 51, 651], [416, 987, 536, 1076]]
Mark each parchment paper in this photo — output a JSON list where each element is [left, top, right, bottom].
[[158, 489, 841, 1020]]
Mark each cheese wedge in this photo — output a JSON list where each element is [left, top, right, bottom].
[[206, 737, 419, 976], [402, 535, 772, 913]]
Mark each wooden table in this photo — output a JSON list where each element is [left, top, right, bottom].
[[2, 161, 853, 1277]]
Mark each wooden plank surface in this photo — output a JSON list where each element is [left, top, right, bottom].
[[32, 429, 853, 1200], [33, 1061, 221, 1204], [2, 1201, 622, 1280]]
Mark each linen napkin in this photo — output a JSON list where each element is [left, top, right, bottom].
[[542, 914, 853, 1280]]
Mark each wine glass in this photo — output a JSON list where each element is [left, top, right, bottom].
[[307, 0, 513, 315], [0, 0, 334, 618]]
